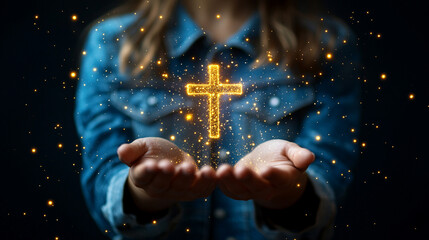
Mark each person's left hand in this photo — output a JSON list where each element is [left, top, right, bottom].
[[216, 139, 315, 209]]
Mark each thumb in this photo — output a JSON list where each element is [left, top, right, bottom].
[[285, 143, 315, 171], [117, 139, 149, 167]]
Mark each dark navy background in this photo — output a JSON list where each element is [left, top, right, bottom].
[[2, 1, 427, 239]]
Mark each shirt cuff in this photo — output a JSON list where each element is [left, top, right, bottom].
[[101, 167, 183, 240], [253, 170, 337, 240]]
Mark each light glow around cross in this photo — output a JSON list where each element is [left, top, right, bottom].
[[186, 64, 242, 139]]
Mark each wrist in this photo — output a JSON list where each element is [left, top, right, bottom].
[[254, 175, 320, 231], [255, 172, 309, 209], [126, 173, 176, 212], [123, 174, 176, 224]]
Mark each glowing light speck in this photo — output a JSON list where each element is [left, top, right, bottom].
[[186, 114, 193, 121], [70, 71, 77, 78]]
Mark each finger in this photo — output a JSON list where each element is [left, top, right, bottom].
[[217, 164, 251, 200], [234, 166, 273, 194], [145, 160, 175, 195], [283, 142, 315, 171], [170, 162, 197, 191], [190, 165, 216, 198], [129, 159, 159, 188], [260, 166, 297, 188], [117, 139, 149, 167]]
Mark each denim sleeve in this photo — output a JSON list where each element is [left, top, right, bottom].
[[74, 19, 181, 239], [254, 22, 361, 239]]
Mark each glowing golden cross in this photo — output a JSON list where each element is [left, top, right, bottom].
[[186, 64, 242, 138]]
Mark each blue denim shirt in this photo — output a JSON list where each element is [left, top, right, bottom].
[[75, 4, 360, 240]]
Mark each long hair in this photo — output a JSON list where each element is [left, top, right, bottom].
[[114, 0, 327, 75]]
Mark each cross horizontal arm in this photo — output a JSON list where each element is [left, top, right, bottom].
[[218, 84, 242, 95], [186, 84, 211, 95], [186, 84, 242, 95]]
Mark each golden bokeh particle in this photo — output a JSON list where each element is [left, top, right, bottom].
[[70, 71, 77, 78]]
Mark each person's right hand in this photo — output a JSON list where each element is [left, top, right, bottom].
[[117, 137, 217, 212]]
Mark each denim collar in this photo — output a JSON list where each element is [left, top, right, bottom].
[[164, 4, 260, 58]]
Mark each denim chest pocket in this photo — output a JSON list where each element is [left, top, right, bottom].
[[232, 84, 315, 124], [110, 88, 193, 137]]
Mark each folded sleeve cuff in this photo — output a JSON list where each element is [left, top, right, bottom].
[[254, 169, 337, 240], [101, 167, 182, 240]]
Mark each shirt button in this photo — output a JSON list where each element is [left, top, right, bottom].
[[147, 96, 158, 106], [219, 149, 229, 160], [269, 96, 280, 107], [214, 208, 226, 219]]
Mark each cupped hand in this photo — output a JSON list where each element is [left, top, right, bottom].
[[117, 137, 216, 211], [216, 139, 315, 209]]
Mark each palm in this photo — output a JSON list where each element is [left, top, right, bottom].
[[217, 139, 315, 209], [132, 137, 194, 166], [118, 137, 217, 207]]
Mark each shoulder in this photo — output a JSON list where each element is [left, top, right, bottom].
[[319, 16, 358, 52], [301, 15, 357, 48], [84, 13, 138, 50]]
